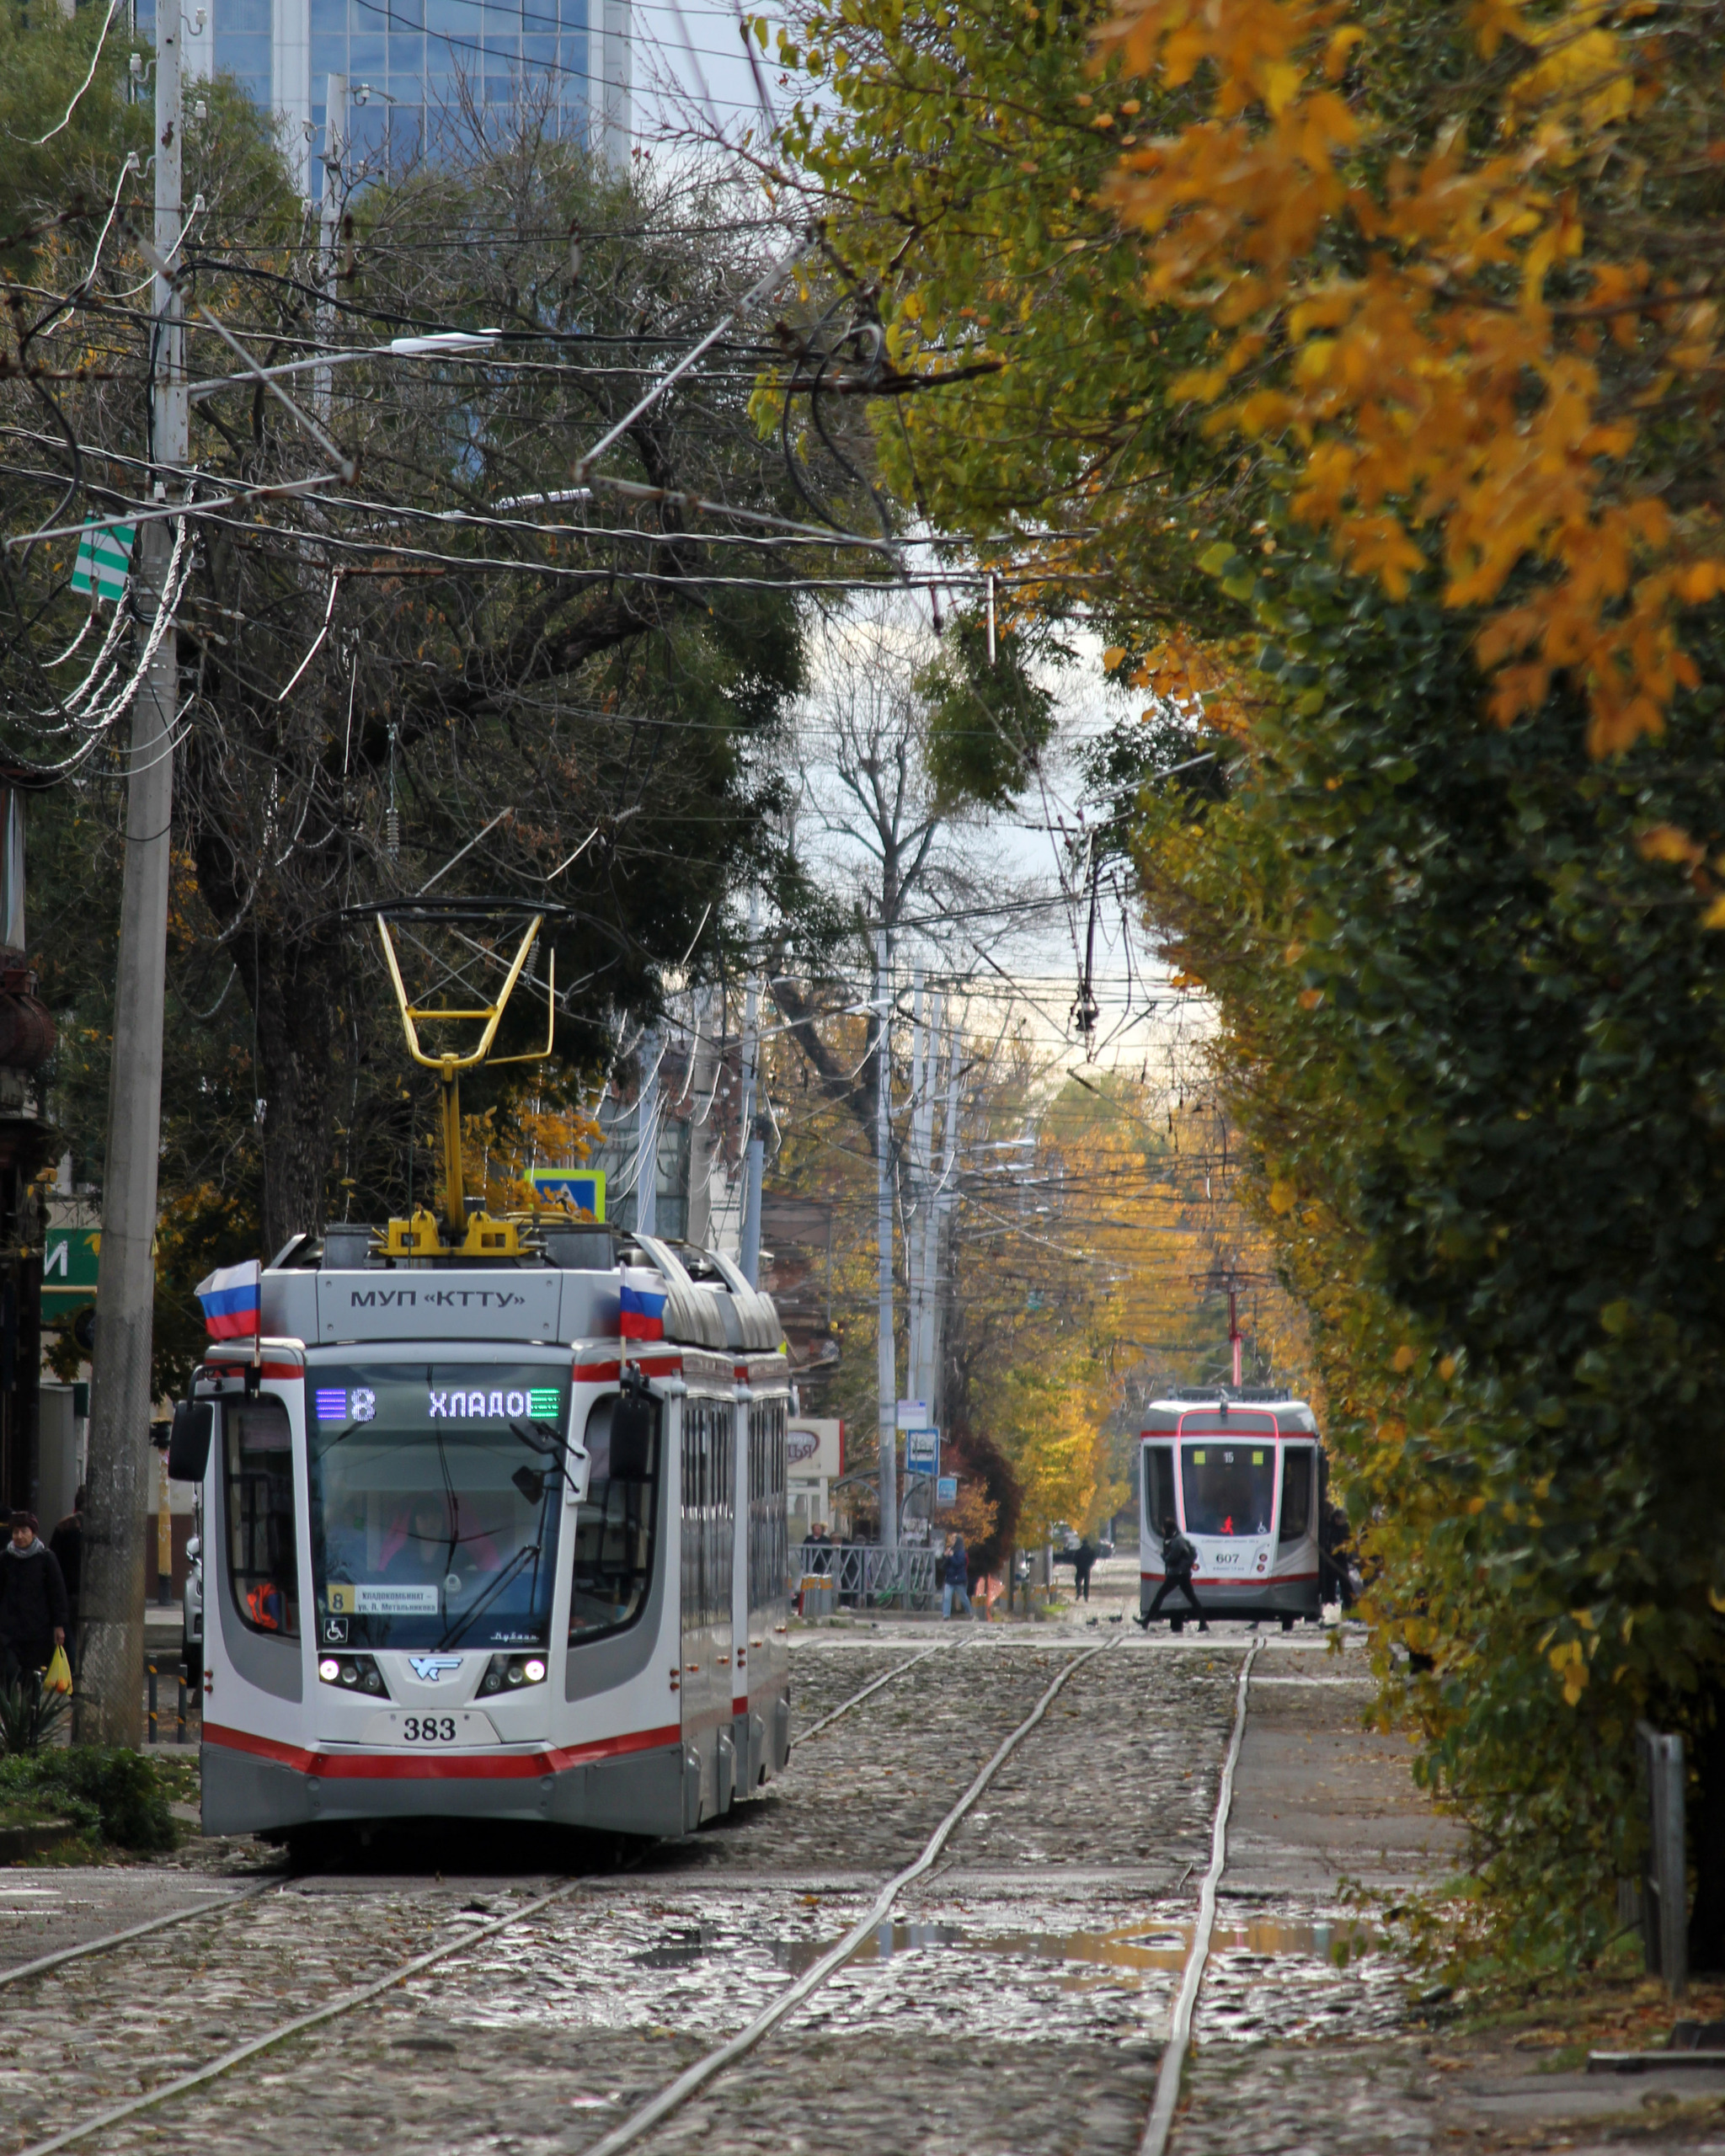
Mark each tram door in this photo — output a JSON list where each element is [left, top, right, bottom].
[[680, 1392, 734, 1817]]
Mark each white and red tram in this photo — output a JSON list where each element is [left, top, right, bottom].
[[170, 1228, 792, 1843], [1138, 1390, 1325, 1630]]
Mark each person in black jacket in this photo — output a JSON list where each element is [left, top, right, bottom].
[[0, 1513, 69, 1680], [1071, 1538, 1097, 1603], [1140, 1525, 1209, 1633], [49, 1488, 83, 1668]]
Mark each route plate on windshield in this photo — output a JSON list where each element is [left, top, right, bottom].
[[361, 1710, 500, 1747]]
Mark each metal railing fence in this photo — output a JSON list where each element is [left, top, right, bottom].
[[793, 1541, 937, 1611]]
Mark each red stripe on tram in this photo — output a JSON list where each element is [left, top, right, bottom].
[[572, 1353, 683, 1383], [204, 1721, 682, 1780]]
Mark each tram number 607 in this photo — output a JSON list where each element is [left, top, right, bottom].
[[402, 1716, 457, 1743]]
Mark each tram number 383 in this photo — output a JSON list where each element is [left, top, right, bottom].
[[401, 1716, 458, 1743]]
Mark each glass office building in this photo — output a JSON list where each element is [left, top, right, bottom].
[[159, 0, 628, 192]]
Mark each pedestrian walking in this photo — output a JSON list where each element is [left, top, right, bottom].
[[49, 1486, 83, 1668], [806, 1522, 835, 1576], [0, 1513, 69, 1684], [1140, 1524, 1209, 1632], [941, 1533, 974, 1620], [1072, 1537, 1097, 1603]]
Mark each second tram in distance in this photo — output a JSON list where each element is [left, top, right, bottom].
[[1139, 1389, 1325, 1630]]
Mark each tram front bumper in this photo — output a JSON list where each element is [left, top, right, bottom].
[[202, 1723, 692, 1838], [1137, 1575, 1320, 1621]]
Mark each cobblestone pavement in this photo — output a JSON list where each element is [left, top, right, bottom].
[[8, 1626, 1680, 2156]]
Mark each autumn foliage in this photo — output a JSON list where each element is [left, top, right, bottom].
[[1099, 0, 1725, 754]]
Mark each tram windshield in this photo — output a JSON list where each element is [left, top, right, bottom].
[[307, 1363, 569, 1652], [1181, 1444, 1274, 1538]]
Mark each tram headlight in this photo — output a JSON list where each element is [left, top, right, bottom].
[[482, 1652, 548, 1691], [319, 1652, 386, 1694]]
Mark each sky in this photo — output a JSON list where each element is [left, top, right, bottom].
[[630, 14, 1193, 1084]]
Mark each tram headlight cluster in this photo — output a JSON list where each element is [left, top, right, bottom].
[[318, 1653, 386, 1694], [480, 1652, 547, 1694]]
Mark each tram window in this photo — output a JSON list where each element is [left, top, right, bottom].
[[1279, 1449, 1313, 1543], [1143, 1446, 1176, 1536], [681, 1398, 734, 1630], [225, 1397, 299, 1639], [748, 1400, 788, 1610], [569, 1391, 660, 1643], [1181, 1445, 1274, 1538]]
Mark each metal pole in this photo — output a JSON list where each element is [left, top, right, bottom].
[[932, 1008, 960, 1430], [146, 1662, 158, 1746], [875, 931, 897, 1552], [634, 1025, 659, 1237], [77, 8, 184, 1748], [313, 74, 345, 419], [906, 971, 927, 1407], [738, 891, 763, 1286]]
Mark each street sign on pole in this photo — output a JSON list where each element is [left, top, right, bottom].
[[896, 1399, 927, 1431], [905, 1428, 939, 1476], [936, 1475, 959, 1505]]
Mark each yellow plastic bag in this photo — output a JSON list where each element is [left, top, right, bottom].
[[42, 1646, 72, 1695]]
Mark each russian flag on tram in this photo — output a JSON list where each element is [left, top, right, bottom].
[[195, 1260, 261, 1341], [619, 1266, 667, 1342]]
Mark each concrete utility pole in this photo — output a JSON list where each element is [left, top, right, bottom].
[[874, 931, 897, 1550], [633, 1025, 659, 1236], [312, 74, 345, 419], [738, 893, 763, 1288], [907, 978, 937, 1410], [932, 1010, 961, 1430], [78, 8, 185, 1745], [601, 0, 632, 164]]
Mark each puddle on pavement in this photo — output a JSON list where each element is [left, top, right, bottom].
[[771, 1915, 1374, 1980], [633, 1924, 723, 1969]]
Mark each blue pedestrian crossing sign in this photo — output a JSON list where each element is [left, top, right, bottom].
[[70, 519, 133, 605], [527, 1166, 605, 1220]]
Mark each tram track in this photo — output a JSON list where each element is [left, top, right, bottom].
[[13, 1880, 589, 2156], [788, 1640, 951, 1749], [0, 1878, 279, 1994], [582, 1638, 1114, 2156], [0, 1635, 1258, 2156]]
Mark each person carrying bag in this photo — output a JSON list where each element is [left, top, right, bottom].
[[0, 1512, 70, 1684]]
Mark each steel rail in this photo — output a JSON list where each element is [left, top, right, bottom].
[[0, 1878, 279, 1993], [582, 1639, 1114, 2156], [789, 1641, 950, 1749], [13, 1879, 584, 2156], [1138, 1638, 1263, 2156]]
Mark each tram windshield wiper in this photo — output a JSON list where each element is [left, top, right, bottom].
[[435, 1540, 540, 1650], [511, 1417, 569, 1464]]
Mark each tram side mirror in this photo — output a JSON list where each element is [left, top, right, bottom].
[[168, 1399, 214, 1483], [611, 1388, 655, 1481]]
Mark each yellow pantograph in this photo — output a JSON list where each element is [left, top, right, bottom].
[[375, 910, 555, 1255]]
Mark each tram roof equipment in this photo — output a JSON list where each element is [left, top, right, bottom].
[[1140, 1390, 1318, 1434]]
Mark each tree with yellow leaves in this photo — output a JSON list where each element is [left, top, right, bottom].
[[765, 0, 1725, 1974]]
